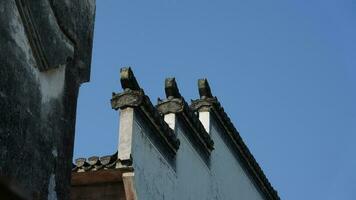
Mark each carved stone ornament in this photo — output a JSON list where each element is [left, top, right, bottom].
[[111, 90, 144, 110], [156, 98, 184, 114], [157, 78, 214, 153], [111, 68, 180, 155]]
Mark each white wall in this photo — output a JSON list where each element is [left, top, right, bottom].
[[209, 119, 265, 200], [122, 110, 265, 200], [175, 123, 211, 200], [131, 116, 177, 200]]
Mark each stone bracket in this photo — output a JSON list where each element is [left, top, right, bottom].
[[111, 90, 144, 110]]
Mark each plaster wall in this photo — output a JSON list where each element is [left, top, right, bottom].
[[175, 123, 211, 200], [126, 111, 265, 200], [132, 114, 211, 200], [209, 119, 265, 200], [131, 114, 176, 200]]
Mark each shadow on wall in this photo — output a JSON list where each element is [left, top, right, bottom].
[[0, 177, 29, 200]]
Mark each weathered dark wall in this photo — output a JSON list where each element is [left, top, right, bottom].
[[0, 1, 95, 199]]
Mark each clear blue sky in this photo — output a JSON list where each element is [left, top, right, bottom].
[[74, 1, 356, 199]]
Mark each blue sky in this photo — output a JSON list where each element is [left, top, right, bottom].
[[74, 1, 356, 199]]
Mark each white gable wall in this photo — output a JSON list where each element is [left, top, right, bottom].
[[175, 122, 211, 200], [210, 119, 265, 200], [122, 109, 266, 200], [131, 116, 176, 200]]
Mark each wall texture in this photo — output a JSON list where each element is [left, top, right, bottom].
[[127, 110, 264, 200], [209, 118, 264, 200], [132, 115, 177, 200], [110, 68, 279, 200], [0, 1, 95, 199]]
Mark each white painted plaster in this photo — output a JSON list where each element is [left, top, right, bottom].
[[164, 113, 176, 130], [118, 108, 134, 161], [131, 118, 176, 200], [118, 109, 266, 200], [199, 111, 211, 133], [210, 122, 265, 200], [175, 124, 211, 199], [37, 65, 66, 104], [47, 174, 58, 200]]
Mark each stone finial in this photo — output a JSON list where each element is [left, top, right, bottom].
[[198, 79, 213, 99], [120, 67, 140, 91], [165, 78, 182, 99]]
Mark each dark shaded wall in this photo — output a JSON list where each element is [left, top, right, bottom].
[[0, 1, 96, 199], [71, 183, 126, 200]]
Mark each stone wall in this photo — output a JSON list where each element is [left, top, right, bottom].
[[0, 1, 96, 199]]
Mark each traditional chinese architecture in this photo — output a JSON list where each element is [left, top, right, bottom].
[[71, 68, 279, 200]]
